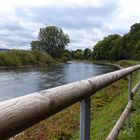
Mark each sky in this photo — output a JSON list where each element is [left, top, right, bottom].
[[0, 0, 140, 50]]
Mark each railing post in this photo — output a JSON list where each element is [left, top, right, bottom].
[[127, 74, 132, 127], [138, 70, 140, 100], [80, 98, 91, 140]]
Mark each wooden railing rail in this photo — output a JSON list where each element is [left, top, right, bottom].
[[106, 100, 132, 140], [131, 81, 140, 97], [106, 77, 140, 140]]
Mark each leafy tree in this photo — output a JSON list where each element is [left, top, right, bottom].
[[83, 48, 92, 59], [31, 41, 43, 51], [92, 22, 140, 61], [73, 49, 84, 59], [110, 37, 122, 60], [130, 23, 140, 33], [121, 33, 132, 59], [31, 26, 70, 58], [132, 40, 140, 60], [93, 34, 121, 60], [62, 50, 72, 60]]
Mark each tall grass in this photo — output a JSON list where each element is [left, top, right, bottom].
[[0, 50, 55, 67]]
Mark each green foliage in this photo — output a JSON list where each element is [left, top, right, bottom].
[[93, 22, 140, 60], [130, 23, 140, 33], [0, 50, 54, 67], [71, 49, 84, 59], [83, 48, 92, 59], [70, 48, 92, 60], [31, 26, 70, 58], [31, 50, 54, 65], [31, 40, 43, 51], [93, 34, 121, 60], [62, 50, 72, 61]]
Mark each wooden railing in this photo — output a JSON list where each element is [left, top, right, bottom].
[[106, 73, 140, 140], [0, 65, 140, 139]]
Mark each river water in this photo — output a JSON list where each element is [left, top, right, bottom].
[[0, 61, 118, 101]]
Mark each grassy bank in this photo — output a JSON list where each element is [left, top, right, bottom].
[[0, 50, 55, 67], [15, 60, 140, 140]]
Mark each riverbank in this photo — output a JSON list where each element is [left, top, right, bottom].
[[72, 59, 139, 68], [14, 60, 140, 140], [0, 50, 55, 68], [0, 64, 49, 70]]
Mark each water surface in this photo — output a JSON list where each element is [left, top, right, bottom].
[[0, 61, 118, 101]]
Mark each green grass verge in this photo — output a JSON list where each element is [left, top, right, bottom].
[[15, 60, 140, 140]]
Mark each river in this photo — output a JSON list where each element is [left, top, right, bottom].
[[0, 61, 118, 101]]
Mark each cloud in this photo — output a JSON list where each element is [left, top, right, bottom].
[[0, 0, 139, 50], [64, 27, 108, 50]]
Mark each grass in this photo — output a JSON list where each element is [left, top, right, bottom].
[[15, 60, 140, 140], [71, 77, 128, 140]]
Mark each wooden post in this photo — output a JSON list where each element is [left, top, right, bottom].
[[127, 74, 132, 127], [80, 98, 91, 140], [138, 70, 140, 100]]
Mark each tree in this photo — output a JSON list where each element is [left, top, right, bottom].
[[130, 23, 140, 33], [31, 41, 43, 51], [110, 37, 122, 60], [62, 50, 72, 60], [93, 34, 121, 60], [73, 49, 84, 59], [132, 40, 140, 60], [31, 26, 70, 58], [83, 48, 92, 59]]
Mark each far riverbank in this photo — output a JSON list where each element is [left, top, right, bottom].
[[0, 50, 55, 68]]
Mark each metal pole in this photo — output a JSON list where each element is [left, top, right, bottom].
[[80, 98, 91, 140], [127, 74, 132, 128], [138, 70, 140, 100]]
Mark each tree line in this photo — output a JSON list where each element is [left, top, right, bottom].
[[93, 23, 140, 60], [31, 22, 140, 61], [1, 22, 139, 67]]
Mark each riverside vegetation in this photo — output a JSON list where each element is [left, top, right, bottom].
[[66, 23, 140, 61], [1, 23, 140, 67], [0, 50, 55, 67], [0, 26, 70, 68], [14, 60, 140, 140]]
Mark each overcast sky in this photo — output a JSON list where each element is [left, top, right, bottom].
[[0, 0, 140, 50]]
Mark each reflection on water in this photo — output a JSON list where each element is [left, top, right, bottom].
[[0, 61, 118, 101]]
